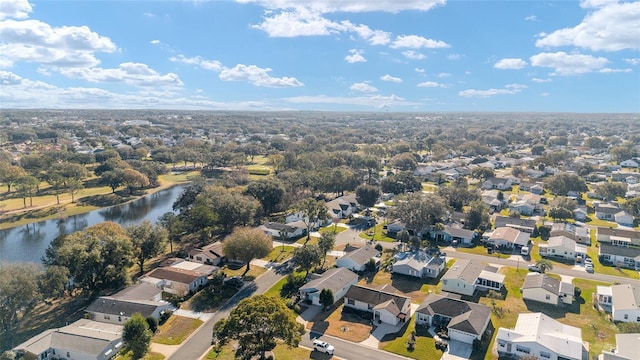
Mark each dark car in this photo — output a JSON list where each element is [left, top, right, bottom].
[[223, 276, 244, 288]]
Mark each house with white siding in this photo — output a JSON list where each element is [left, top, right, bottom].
[[415, 293, 491, 345], [598, 243, 640, 270], [299, 268, 358, 306], [597, 227, 640, 246], [343, 284, 411, 326], [441, 259, 505, 297], [550, 223, 590, 246], [86, 297, 173, 325], [392, 251, 445, 279], [336, 246, 380, 272], [538, 236, 587, 261], [610, 284, 640, 323], [521, 273, 574, 306], [598, 333, 640, 360], [485, 227, 530, 249], [432, 226, 477, 246], [496, 313, 589, 360]]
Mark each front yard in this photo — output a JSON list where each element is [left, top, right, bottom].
[[380, 317, 444, 360], [152, 315, 203, 345], [306, 303, 372, 343]]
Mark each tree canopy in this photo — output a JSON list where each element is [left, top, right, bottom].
[[544, 173, 587, 196], [223, 227, 272, 274], [0, 263, 42, 350], [123, 313, 152, 360]]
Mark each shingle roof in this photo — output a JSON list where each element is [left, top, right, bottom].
[[111, 282, 161, 301], [345, 284, 410, 312], [145, 266, 206, 284], [339, 246, 380, 266], [442, 259, 485, 283], [599, 243, 640, 258], [611, 284, 640, 312], [86, 297, 165, 317], [522, 273, 573, 296], [597, 227, 640, 240], [299, 267, 358, 294], [416, 293, 491, 336]]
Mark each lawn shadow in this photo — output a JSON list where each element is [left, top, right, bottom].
[[379, 320, 412, 342], [523, 298, 580, 317]]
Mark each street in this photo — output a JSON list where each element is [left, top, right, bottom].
[[301, 332, 412, 360]]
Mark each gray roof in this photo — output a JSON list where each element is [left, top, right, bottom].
[[86, 297, 164, 317], [442, 259, 485, 283], [494, 216, 536, 229], [597, 227, 640, 240], [600, 243, 640, 258], [611, 284, 640, 312], [344, 284, 410, 312], [444, 226, 476, 239], [522, 273, 574, 296], [416, 293, 491, 336], [144, 266, 206, 284], [339, 246, 380, 266], [612, 333, 640, 360], [112, 282, 161, 301], [262, 222, 303, 233], [299, 267, 358, 294]]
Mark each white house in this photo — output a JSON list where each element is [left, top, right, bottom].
[[326, 193, 359, 219], [596, 227, 640, 246], [13, 319, 123, 360], [481, 177, 513, 190], [610, 284, 640, 323], [187, 241, 225, 266], [538, 236, 587, 261], [521, 273, 574, 306], [260, 221, 306, 239], [599, 333, 640, 360], [620, 159, 639, 168], [392, 251, 445, 279], [336, 246, 380, 272], [343, 284, 411, 326], [86, 297, 173, 325], [496, 313, 588, 360], [415, 293, 491, 344], [432, 226, 477, 246], [486, 227, 530, 249], [615, 211, 634, 227], [493, 216, 537, 234], [298, 268, 358, 306], [441, 259, 505, 296], [550, 223, 590, 245], [595, 203, 621, 221], [598, 243, 640, 270], [140, 267, 209, 296]]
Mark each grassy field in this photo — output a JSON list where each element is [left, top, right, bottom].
[[115, 351, 165, 360], [152, 316, 203, 345], [223, 264, 267, 281], [380, 317, 445, 360], [358, 223, 396, 242], [263, 245, 297, 263]]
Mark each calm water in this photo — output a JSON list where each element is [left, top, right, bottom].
[[0, 184, 186, 264]]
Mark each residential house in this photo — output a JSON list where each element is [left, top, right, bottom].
[[494, 216, 537, 234], [482, 190, 505, 212], [597, 227, 640, 246], [13, 319, 123, 360], [620, 159, 639, 168], [496, 312, 589, 360], [392, 251, 445, 279], [615, 211, 635, 227], [432, 226, 477, 246], [140, 267, 209, 296], [595, 285, 613, 313], [260, 222, 306, 239], [521, 273, 574, 306], [509, 194, 544, 216], [111, 282, 162, 302], [612, 171, 640, 183], [598, 243, 640, 270], [519, 182, 544, 195], [299, 268, 358, 306], [86, 297, 173, 325], [336, 246, 380, 272], [610, 284, 640, 323], [343, 284, 411, 326], [326, 193, 359, 219], [573, 207, 589, 222], [538, 236, 587, 261], [415, 293, 491, 344], [385, 220, 406, 236], [188, 241, 225, 266], [598, 333, 640, 360], [441, 259, 505, 296], [486, 227, 530, 249], [481, 177, 513, 190], [550, 223, 591, 246]]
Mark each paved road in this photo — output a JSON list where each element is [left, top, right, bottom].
[[302, 332, 412, 360], [167, 268, 286, 360]]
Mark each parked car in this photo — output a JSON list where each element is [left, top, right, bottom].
[[584, 257, 593, 265], [223, 276, 244, 288], [528, 264, 542, 273], [585, 264, 594, 273], [312, 339, 335, 355]]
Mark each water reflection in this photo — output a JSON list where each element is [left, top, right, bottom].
[[0, 184, 185, 264]]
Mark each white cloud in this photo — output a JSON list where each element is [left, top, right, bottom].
[[391, 35, 450, 49], [437, 72, 451, 78], [402, 50, 426, 60], [284, 93, 416, 109], [235, 0, 445, 13], [170, 54, 223, 71], [448, 54, 461, 60], [345, 49, 366, 63], [415, 68, 425, 73], [531, 78, 552, 83], [458, 83, 527, 97], [150, 39, 161, 45], [0, 19, 117, 68], [624, 58, 640, 66], [580, 0, 617, 8], [219, 64, 303, 87], [494, 58, 527, 70], [350, 82, 378, 92], [57, 62, 184, 87], [381, 74, 402, 83], [599, 67, 632, 73], [0, 0, 32, 20], [251, 8, 346, 37], [540, 92, 550, 96], [417, 81, 446, 88], [536, 1, 640, 51], [525, 15, 537, 21], [530, 51, 609, 75], [143, 12, 155, 18], [348, 22, 391, 45]]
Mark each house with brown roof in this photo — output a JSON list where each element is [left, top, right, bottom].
[[415, 293, 491, 344], [188, 241, 225, 266], [140, 267, 209, 296], [343, 284, 411, 326]]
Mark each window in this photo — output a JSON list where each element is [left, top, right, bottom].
[[347, 299, 355, 305], [104, 314, 110, 320], [540, 351, 551, 358], [515, 345, 530, 354], [545, 294, 551, 300], [624, 314, 628, 320]]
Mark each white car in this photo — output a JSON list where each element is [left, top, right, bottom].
[[584, 258, 593, 265], [312, 339, 335, 355], [585, 264, 594, 273]]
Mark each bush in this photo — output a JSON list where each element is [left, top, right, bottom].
[[146, 316, 159, 333], [374, 243, 383, 252], [159, 310, 173, 325], [248, 169, 271, 175]]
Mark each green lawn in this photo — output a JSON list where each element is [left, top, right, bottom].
[[319, 225, 347, 234], [152, 316, 203, 345], [206, 343, 312, 360], [587, 245, 640, 279], [263, 245, 297, 263], [380, 317, 445, 360], [115, 351, 165, 360], [358, 223, 396, 242]]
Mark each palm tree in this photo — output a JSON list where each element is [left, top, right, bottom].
[[536, 259, 553, 273]]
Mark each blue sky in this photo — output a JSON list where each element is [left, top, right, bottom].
[[1, 0, 639, 112]]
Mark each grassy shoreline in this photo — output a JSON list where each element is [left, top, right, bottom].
[[0, 171, 197, 230]]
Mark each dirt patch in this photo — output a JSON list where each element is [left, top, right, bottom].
[[153, 315, 203, 345], [306, 304, 372, 343]]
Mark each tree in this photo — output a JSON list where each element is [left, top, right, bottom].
[[355, 184, 380, 209], [465, 201, 490, 230], [550, 196, 577, 212], [15, 175, 39, 208], [471, 167, 495, 181], [393, 193, 449, 236], [317, 231, 336, 268], [223, 227, 272, 274], [380, 172, 421, 194], [530, 144, 545, 155], [244, 178, 286, 215], [292, 244, 322, 277], [123, 313, 152, 360], [127, 220, 168, 274], [548, 207, 572, 221], [99, 169, 126, 193], [38, 265, 70, 300], [535, 259, 553, 273], [595, 182, 627, 202], [397, 230, 410, 251], [122, 168, 150, 194], [623, 197, 640, 217], [544, 173, 587, 196], [212, 295, 304, 360], [0, 351, 15, 360], [66, 178, 84, 203], [0, 162, 26, 193], [296, 198, 329, 242], [190, 186, 260, 234], [0, 263, 42, 349], [610, 144, 636, 163], [319, 288, 334, 310]]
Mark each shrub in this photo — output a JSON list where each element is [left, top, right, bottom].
[[146, 316, 159, 333], [374, 243, 383, 252]]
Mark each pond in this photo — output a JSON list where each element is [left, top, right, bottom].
[[0, 184, 187, 264]]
